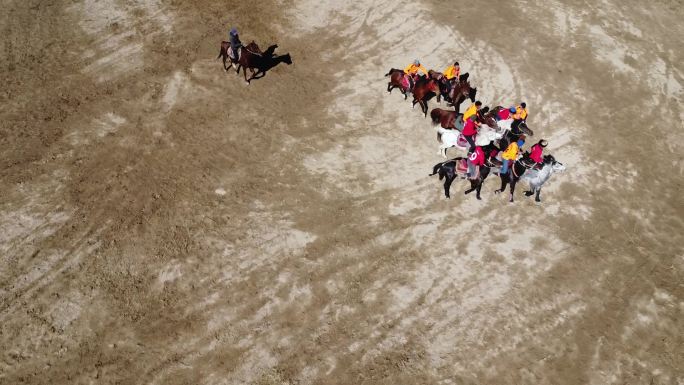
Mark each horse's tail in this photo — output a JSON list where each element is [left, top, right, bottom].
[[217, 42, 228, 60], [429, 162, 443, 177], [430, 109, 441, 125]]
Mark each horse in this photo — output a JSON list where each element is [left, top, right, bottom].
[[446, 75, 476, 113], [434, 122, 503, 158], [235, 41, 290, 84], [385, 68, 411, 99], [429, 143, 499, 200], [497, 119, 534, 151], [218, 41, 239, 72], [430, 108, 463, 131], [495, 154, 561, 203], [412, 77, 439, 117], [520, 155, 566, 202]]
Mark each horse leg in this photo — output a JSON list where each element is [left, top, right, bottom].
[[421, 100, 428, 118], [509, 178, 517, 203], [475, 182, 483, 200], [495, 176, 508, 195], [388, 83, 393, 93], [535, 187, 542, 202], [444, 175, 455, 199]]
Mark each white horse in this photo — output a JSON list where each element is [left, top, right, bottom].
[[435, 124, 503, 158], [520, 155, 566, 202]]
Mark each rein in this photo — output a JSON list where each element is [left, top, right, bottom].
[[243, 46, 263, 56]]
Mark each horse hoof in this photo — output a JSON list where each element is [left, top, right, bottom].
[[494, 190, 500, 195], [535, 198, 541, 203], [476, 196, 482, 200]]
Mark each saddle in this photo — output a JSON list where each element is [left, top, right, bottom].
[[228, 46, 242, 61], [456, 159, 468, 173], [456, 133, 469, 148]]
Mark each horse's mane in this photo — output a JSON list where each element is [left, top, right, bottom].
[[244, 41, 262, 55]]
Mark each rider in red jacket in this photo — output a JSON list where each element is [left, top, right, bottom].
[[529, 139, 548, 164], [467, 145, 485, 179], [461, 115, 480, 153]]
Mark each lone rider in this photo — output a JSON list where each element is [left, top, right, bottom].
[[501, 139, 524, 176], [404, 59, 428, 90], [229, 27, 242, 62]]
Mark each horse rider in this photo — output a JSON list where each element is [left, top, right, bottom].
[[229, 27, 242, 62], [501, 138, 524, 176], [497, 106, 516, 121], [462, 100, 482, 122], [529, 139, 548, 166], [513, 102, 528, 121], [461, 114, 480, 153], [404, 59, 429, 91], [442, 61, 460, 95], [467, 145, 485, 180]]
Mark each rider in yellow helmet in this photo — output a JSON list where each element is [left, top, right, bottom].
[[404, 59, 428, 77], [403, 59, 429, 91]]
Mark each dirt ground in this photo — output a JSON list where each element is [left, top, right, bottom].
[[1, 0, 682, 384]]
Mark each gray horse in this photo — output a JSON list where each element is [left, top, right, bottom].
[[520, 155, 566, 202]]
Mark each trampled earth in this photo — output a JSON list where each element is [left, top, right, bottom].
[[1, 0, 682, 384]]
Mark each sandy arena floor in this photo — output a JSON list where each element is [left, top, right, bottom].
[[1, 0, 683, 384]]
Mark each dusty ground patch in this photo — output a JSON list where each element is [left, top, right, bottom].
[[1, 0, 682, 384]]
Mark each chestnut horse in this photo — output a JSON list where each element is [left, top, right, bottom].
[[385, 68, 411, 99], [412, 77, 439, 117], [430, 107, 463, 130], [447, 79, 477, 113], [228, 41, 291, 84]]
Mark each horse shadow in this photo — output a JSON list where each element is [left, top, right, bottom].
[[223, 42, 292, 84]]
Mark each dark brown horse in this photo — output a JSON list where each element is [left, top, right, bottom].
[[430, 107, 463, 130], [447, 77, 476, 113], [232, 41, 290, 84], [385, 68, 410, 99], [412, 78, 439, 117]]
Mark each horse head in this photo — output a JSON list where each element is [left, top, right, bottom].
[[264, 44, 278, 57], [279, 53, 293, 65], [544, 155, 566, 173], [468, 86, 477, 102], [246, 41, 260, 53], [519, 122, 533, 136]]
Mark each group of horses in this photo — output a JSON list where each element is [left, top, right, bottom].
[[218, 40, 292, 84], [385, 67, 566, 203]]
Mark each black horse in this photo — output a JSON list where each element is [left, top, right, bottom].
[[494, 156, 530, 203], [498, 120, 533, 150], [430, 143, 500, 200]]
